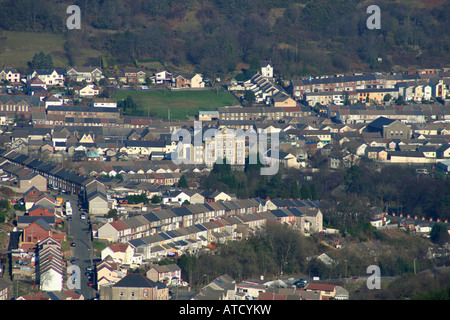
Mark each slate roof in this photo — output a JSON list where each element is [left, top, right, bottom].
[[17, 216, 55, 225], [113, 273, 161, 288], [124, 140, 166, 148], [367, 117, 396, 130]]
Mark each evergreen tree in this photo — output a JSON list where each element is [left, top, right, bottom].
[[430, 223, 450, 245], [178, 175, 189, 188], [27, 51, 54, 70], [151, 195, 161, 204], [309, 184, 319, 200], [291, 181, 301, 199], [300, 184, 311, 200]]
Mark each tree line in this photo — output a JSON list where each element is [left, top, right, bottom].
[[177, 224, 317, 287], [1, 0, 449, 78], [173, 221, 438, 289], [200, 161, 319, 201], [201, 158, 450, 234]]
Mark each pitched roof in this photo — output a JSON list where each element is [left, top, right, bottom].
[[108, 243, 129, 253], [305, 282, 335, 292], [113, 273, 160, 288]]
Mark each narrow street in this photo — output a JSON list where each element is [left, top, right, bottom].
[[63, 193, 97, 300]]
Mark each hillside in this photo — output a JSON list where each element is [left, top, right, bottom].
[[0, 0, 449, 78]]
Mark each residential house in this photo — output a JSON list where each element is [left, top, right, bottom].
[[387, 150, 435, 164], [78, 84, 101, 98], [430, 79, 449, 99], [0, 162, 47, 192], [66, 67, 103, 83], [122, 140, 168, 156], [192, 274, 236, 300], [121, 68, 147, 84], [0, 95, 44, 119], [369, 207, 385, 228], [27, 69, 65, 86], [27, 77, 47, 91], [146, 264, 182, 286], [0, 68, 20, 83], [162, 189, 191, 205], [437, 144, 450, 158], [19, 219, 60, 251], [172, 73, 205, 89], [261, 61, 273, 79], [28, 205, 55, 217], [289, 73, 388, 98], [23, 187, 46, 209], [85, 180, 109, 215], [264, 150, 300, 169], [33, 195, 58, 211], [218, 105, 304, 121], [150, 70, 172, 85], [101, 243, 135, 265], [366, 117, 411, 140], [273, 94, 297, 108], [96, 256, 128, 287], [100, 273, 169, 300], [198, 110, 219, 121], [357, 88, 398, 104], [304, 91, 357, 106], [16, 291, 84, 300], [36, 237, 64, 292], [365, 146, 388, 161], [97, 219, 130, 243], [201, 190, 233, 202], [91, 98, 117, 109], [46, 106, 120, 124], [260, 287, 321, 300], [0, 278, 13, 300], [236, 280, 266, 300], [43, 95, 63, 108], [304, 282, 336, 300]]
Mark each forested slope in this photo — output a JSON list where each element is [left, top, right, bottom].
[[0, 0, 449, 78]]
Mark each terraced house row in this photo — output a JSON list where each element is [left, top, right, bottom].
[[0, 149, 92, 195], [97, 199, 323, 261]]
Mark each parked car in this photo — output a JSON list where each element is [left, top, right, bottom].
[[294, 279, 308, 287]]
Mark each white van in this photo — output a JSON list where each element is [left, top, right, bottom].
[[416, 168, 429, 175]]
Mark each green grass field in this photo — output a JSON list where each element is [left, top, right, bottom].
[[0, 31, 103, 69], [114, 89, 240, 120], [0, 31, 67, 68]]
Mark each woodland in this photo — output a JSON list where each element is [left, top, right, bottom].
[[0, 0, 449, 79]]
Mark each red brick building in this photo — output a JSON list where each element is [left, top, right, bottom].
[[28, 205, 55, 217], [20, 219, 53, 251]]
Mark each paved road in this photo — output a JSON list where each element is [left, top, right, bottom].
[[63, 193, 97, 300]]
